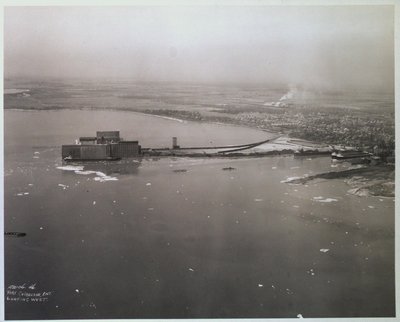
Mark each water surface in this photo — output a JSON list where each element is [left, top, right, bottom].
[[5, 110, 395, 319]]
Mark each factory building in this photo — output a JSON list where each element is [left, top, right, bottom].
[[79, 137, 97, 145], [62, 145, 83, 159], [96, 131, 120, 144], [110, 141, 141, 158], [62, 131, 141, 161], [62, 144, 110, 160]]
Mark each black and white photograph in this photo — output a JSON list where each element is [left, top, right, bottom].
[[3, 2, 396, 320]]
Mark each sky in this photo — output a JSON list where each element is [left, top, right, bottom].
[[4, 5, 394, 91]]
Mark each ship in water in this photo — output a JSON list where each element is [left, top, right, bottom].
[[331, 149, 371, 160], [294, 148, 332, 157], [294, 146, 376, 163]]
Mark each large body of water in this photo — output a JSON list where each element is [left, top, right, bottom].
[[5, 109, 395, 319]]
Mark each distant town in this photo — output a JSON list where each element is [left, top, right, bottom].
[[142, 105, 395, 158]]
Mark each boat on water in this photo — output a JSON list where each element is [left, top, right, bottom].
[[294, 149, 332, 157], [331, 150, 371, 160], [63, 156, 121, 162]]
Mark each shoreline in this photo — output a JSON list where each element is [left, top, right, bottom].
[[282, 164, 395, 198], [5, 107, 392, 165]]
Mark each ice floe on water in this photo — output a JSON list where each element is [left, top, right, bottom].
[[318, 198, 338, 203], [56, 166, 117, 182], [75, 170, 95, 175], [57, 165, 84, 171], [280, 176, 302, 184], [313, 197, 338, 203], [347, 188, 369, 197], [16, 192, 29, 196], [93, 172, 118, 182], [5, 88, 31, 95]]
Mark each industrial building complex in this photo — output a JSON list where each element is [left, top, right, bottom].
[[62, 131, 378, 162], [61, 130, 276, 161], [62, 131, 141, 161]]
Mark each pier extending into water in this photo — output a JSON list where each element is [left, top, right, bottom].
[[62, 131, 288, 160], [141, 137, 281, 157], [61, 131, 341, 160], [63, 130, 379, 161]]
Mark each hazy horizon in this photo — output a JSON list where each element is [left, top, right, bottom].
[[5, 6, 394, 92]]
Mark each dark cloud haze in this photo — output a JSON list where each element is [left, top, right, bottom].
[[5, 6, 394, 91]]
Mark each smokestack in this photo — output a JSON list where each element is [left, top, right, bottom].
[[172, 137, 179, 149]]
